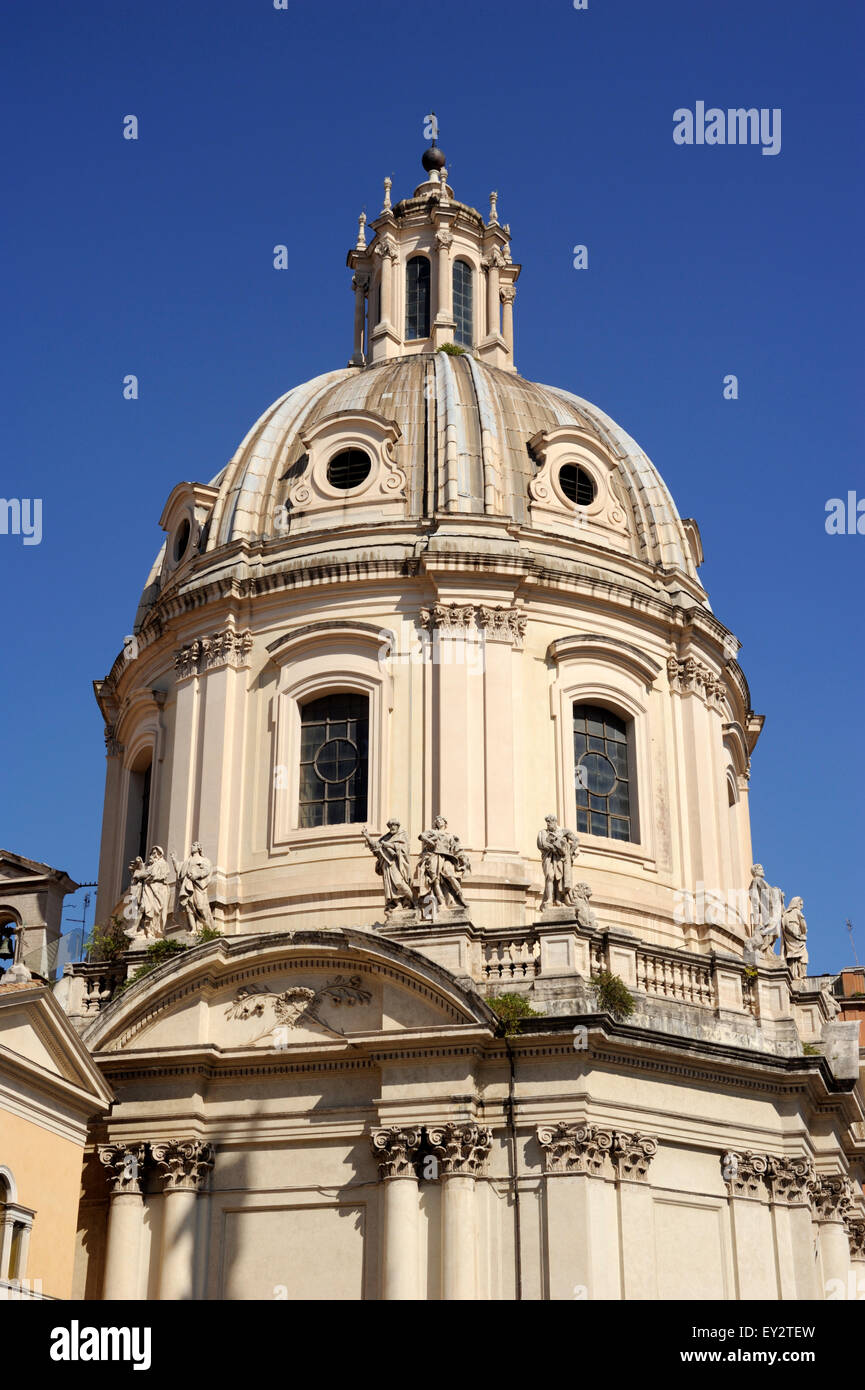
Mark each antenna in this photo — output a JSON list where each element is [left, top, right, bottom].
[[846, 918, 860, 968]]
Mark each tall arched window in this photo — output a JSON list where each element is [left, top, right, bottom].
[[573, 703, 632, 841], [405, 257, 430, 340], [299, 693, 369, 827], [452, 260, 473, 347]]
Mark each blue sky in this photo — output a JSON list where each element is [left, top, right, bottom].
[[2, 0, 862, 973]]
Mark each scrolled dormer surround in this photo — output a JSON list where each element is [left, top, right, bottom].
[[287, 409, 406, 530]]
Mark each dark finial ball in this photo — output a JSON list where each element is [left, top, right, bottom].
[[422, 144, 446, 173]]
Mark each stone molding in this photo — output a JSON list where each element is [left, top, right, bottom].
[[97, 1143, 148, 1196], [426, 1122, 493, 1177], [418, 602, 526, 648], [174, 627, 253, 682], [370, 1126, 423, 1180], [151, 1140, 215, 1193]]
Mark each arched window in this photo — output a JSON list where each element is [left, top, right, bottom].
[[573, 703, 632, 841], [405, 257, 430, 340], [299, 693, 369, 827], [0, 1167, 33, 1284], [453, 260, 473, 347]]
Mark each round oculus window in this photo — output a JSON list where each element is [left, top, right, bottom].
[[558, 464, 596, 507], [326, 449, 372, 490], [313, 738, 359, 783], [576, 751, 618, 797], [173, 518, 191, 562]]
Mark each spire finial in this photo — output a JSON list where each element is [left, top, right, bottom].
[[489, 190, 499, 225], [422, 110, 446, 177], [382, 176, 392, 213], [356, 211, 367, 250]]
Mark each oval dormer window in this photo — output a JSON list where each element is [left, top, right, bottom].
[[173, 518, 191, 561], [559, 464, 595, 507], [326, 449, 372, 490]]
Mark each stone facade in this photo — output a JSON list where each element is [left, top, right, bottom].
[[57, 144, 865, 1301]]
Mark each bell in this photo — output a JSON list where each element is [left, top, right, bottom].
[[0, 932, 15, 960]]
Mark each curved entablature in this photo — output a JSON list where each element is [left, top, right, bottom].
[[80, 930, 499, 1055]]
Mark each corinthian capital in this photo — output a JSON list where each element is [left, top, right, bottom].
[[151, 1140, 215, 1193], [374, 236, 398, 261], [98, 1144, 147, 1196], [426, 1122, 492, 1177], [370, 1126, 423, 1179], [721, 1150, 769, 1199], [536, 1122, 612, 1176], [611, 1131, 658, 1183], [809, 1174, 855, 1223], [766, 1154, 815, 1205]]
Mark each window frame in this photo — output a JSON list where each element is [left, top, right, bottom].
[[297, 691, 370, 830], [452, 258, 474, 347], [405, 255, 431, 340]]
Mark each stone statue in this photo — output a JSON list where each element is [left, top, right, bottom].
[[573, 881, 598, 930], [362, 820, 414, 912], [414, 816, 469, 910], [538, 815, 580, 908], [171, 841, 214, 933], [780, 896, 808, 979], [748, 863, 783, 956], [127, 846, 172, 940]]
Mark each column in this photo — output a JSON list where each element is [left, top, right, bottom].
[[427, 1122, 492, 1301], [847, 1219, 865, 1298], [433, 229, 455, 344], [94, 724, 125, 918], [811, 1175, 854, 1296], [500, 285, 515, 357], [152, 1140, 214, 1301], [537, 1122, 618, 1300], [612, 1131, 659, 1299], [722, 1150, 777, 1298], [484, 253, 501, 340], [477, 608, 524, 855], [766, 1156, 820, 1299], [370, 1127, 423, 1300], [351, 273, 368, 365], [99, 1144, 148, 1301], [375, 238, 396, 330]]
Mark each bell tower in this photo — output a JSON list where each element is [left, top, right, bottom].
[[347, 131, 520, 369]]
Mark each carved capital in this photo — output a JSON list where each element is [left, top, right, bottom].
[[499, 286, 516, 305], [435, 230, 454, 251], [612, 1131, 658, 1182], [151, 1140, 215, 1193], [667, 653, 724, 706], [104, 724, 124, 758], [722, 1150, 769, 1199], [374, 236, 398, 261], [476, 605, 526, 647], [482, 249, 506, 270], [175, 627, 253, 682], [766, 1154, 815, 1205], [809, 1174, 855, 1223], [846, 1218, 865, 1260], [370, 1126, 423, 1180], [426, 1122, 492, 1177], [536, 1122, 612, 1176], [351, 273, 370, 294], [419, 602, 525, 648], [98, 1144, 147, 1196]]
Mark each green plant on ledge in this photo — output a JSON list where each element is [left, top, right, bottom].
[[84, 916, 128, 963], [591, 970, 635, 1020], [802, 1042, 821, 1055], [118, 937, 187, 992], [437, 341, 468, 356], [488, 992, 544, 1036], [193, 925, 224, 945]]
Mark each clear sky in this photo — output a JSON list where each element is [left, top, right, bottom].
[[2, 0, 862, 973]]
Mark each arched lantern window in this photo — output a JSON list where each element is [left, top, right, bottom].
[[452, 260, 473, 347], [405, 257, 431, 340]]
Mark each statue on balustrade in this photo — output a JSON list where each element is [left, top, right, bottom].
[[538, 815, 580, 908], [780, 896, 809, 979], [573, 881, 598, 930], [747, 863, 784, 957], [363, 820, 414, 912], [171, 841, 215, 933], [414, 816, 470, 910], [125, 846, 172, 940]]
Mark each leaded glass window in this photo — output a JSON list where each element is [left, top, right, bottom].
[[453, 260, 473, 347], [405, 257, 430, 340], [299, 694, 368, 827], [573, 703, 632, 841]]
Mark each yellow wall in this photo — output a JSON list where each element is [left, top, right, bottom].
[[1, 1106, 84, 1299]]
